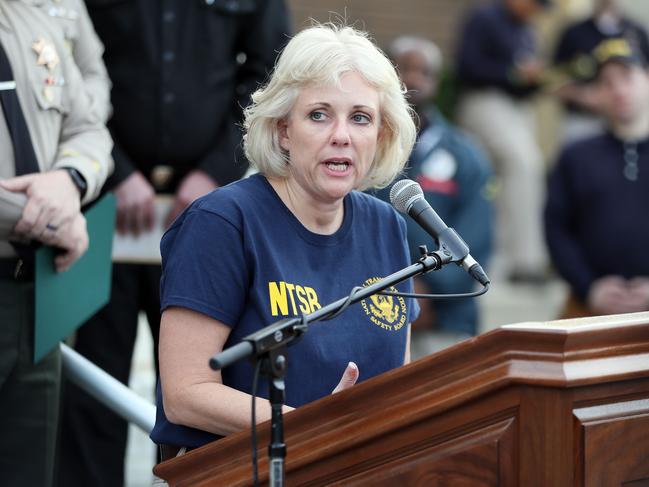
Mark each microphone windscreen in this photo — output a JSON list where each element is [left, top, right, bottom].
[[389, 179, 423, 214]]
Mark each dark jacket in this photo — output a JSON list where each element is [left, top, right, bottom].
[[85, 0, 290, 190], [554, 17, 649, 74], [456, 3, 539, 98], [545, 132, 649, 300]]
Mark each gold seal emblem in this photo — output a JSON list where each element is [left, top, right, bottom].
[[360, 277, 407, 332]]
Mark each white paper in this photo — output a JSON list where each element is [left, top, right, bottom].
[[111, 196, 173, 264]]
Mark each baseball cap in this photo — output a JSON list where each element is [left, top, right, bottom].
[[593, 38, 647, 73]]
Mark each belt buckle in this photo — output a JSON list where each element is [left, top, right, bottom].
[[151, 165, 174, 191]]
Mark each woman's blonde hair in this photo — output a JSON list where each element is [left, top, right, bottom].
[[243, 24, 416, 190]]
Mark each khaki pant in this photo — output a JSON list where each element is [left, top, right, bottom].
[[0, 278, 60, 487], [458, 90, 548, 275]]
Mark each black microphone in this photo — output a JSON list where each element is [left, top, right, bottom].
[[390, 179, 490, 286]]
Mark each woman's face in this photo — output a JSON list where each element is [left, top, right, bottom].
[[279, 71, 381, 205]]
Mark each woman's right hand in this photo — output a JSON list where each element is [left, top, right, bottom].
[[332, 362, 359, 394]]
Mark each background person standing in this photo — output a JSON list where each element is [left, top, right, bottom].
[[546, 38, 649, 318], [382, 35, 493, 344], [0, 2, 113, 485], [58, 1, 290, 485], [456, 0, 550, 283], [553, 0, 649, 143]]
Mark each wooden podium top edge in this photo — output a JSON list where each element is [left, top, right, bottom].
[[500, 311, 649, 332]]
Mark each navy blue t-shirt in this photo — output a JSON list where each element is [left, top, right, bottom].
[[150, 174, 419, 447]]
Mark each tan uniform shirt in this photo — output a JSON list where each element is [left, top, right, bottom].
[[35, 0, 111, 123], [0, 0, 113, 254]]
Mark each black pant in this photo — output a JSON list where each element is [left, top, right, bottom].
[[57, 263, 161, 487], [0, 279, 60, 487]]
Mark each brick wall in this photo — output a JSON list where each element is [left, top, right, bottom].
[[283, 0, 590, 158], [286, 0, 483, 59]]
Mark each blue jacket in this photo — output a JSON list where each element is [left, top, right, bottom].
[[377, 110, 493, 335]]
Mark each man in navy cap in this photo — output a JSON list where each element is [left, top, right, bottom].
[[553, 0, 649, 143], [545, 37, 649, 318]]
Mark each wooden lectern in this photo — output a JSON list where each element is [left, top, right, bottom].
[[154, 312, 649, 486]]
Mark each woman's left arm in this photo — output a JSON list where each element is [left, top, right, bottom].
[[160, 307, 293, 436]]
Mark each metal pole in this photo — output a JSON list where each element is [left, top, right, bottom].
[[266, 348, 287, 487], [60, 343, 156, 434]]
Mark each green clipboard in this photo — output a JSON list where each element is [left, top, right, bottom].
[[34, 193, 116, 362]]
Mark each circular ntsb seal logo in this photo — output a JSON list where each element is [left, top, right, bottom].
[[360, 277, 407, 332]]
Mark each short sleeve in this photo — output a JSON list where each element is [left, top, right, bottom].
[[160, 207, 249, 327]]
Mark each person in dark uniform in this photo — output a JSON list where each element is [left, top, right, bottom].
[[382, 36, 493, 343], [455, 0, 550, 283], [58, 2, 290, 485], [545, 38, 649, 319], [553, 0, 649, 142]]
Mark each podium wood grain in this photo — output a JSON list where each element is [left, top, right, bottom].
[[154, 312, 649, 486]]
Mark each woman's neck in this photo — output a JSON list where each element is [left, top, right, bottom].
[[267, 177, 345, 235]]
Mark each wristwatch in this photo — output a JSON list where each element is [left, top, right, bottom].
[[63, 167, 87, 199]]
